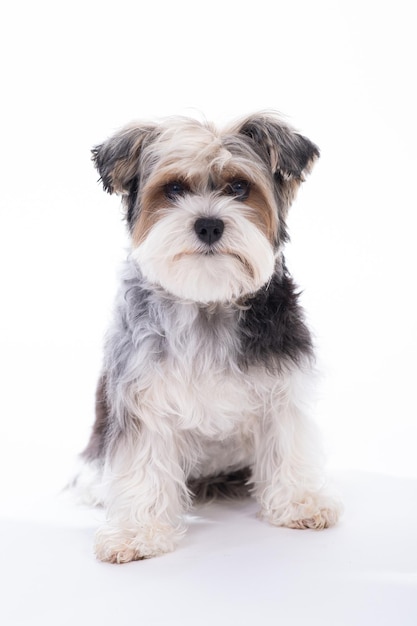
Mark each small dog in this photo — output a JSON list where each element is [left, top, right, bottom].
[[77, 113, 341, 563]]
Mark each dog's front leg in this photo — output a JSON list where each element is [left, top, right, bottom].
[[95, 425, 189, 563], [252, 369, 342, 530]]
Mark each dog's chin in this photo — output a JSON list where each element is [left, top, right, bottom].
[[134, 250, 275, 304]]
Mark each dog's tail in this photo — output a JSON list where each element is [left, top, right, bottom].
[[187, 467, 252, 502]]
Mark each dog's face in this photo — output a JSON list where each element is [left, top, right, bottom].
[[93, 114, 319, 303]]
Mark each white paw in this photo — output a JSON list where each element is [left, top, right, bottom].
[[94, 523, 182, 563], [261, 491, 343, 530]]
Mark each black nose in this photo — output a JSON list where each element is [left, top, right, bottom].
[[194, 218, 224, 245]]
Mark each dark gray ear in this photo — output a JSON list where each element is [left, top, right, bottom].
[[92, 124, 157, 195], [237, 114, 319, 181]]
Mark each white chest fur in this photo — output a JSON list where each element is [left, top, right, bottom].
[[126, 300, 265, 437]]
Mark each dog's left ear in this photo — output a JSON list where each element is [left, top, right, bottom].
[[237, 114, 319, 183]]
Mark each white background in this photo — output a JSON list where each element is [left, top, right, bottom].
[[1, 1, 416, 624]]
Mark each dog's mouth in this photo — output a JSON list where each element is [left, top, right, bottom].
[[172, 250, 254, 278], [228, 253, 255, 279]]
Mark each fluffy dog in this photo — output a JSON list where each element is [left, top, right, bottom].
[[77, 113, 341, 563]]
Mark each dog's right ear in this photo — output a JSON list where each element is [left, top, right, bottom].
[[92, 124, 157, 195]]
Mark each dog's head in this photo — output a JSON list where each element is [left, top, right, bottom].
[[92, 113, 319, 303]]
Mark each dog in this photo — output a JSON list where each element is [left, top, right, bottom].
[[76, 112, 342, 563]]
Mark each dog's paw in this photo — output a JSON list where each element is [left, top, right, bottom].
[[261, 491, 342, 530], [94, 523, 181, 563]]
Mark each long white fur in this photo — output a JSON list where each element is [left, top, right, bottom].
[[83, 262, 341, 562]]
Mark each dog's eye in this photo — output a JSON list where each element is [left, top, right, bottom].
[[227, 179, 250, 200], [164, 181, 187, 200]]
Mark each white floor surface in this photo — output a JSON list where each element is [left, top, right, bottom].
[[1, 471, 416, 626]]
